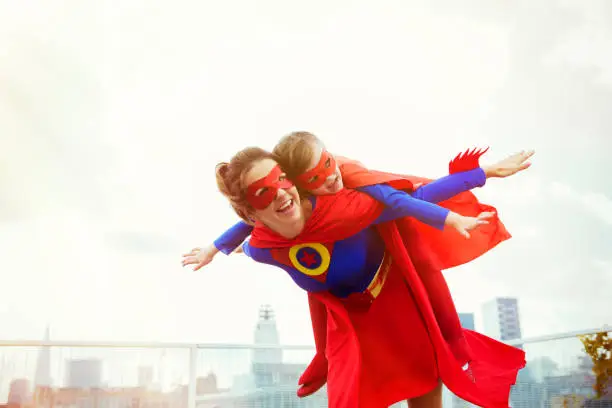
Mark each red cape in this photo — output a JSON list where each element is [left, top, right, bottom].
[[250, 188, 383, 248], [337, 156, 512, 269], [249, 190, 525, 407]]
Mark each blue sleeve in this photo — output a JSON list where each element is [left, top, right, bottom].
[[412, 168, 486, 203], [213, 221, 254, 255], [241, 240, 266, 262], [359, 184, 450, 230]]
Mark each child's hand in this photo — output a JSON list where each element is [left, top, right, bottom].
[[446, 211, 494, 239], [182, 244, 220, 271], [483, 150, 534, 178]]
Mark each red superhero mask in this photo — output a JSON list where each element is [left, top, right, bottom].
[[296, 150, 337, 190], [246, 165, 294, 210]]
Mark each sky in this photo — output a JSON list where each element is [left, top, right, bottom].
[[1, 0, 611, 347]]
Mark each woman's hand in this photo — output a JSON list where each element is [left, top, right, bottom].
[[483, 150, 535, 178], [445, 211, 494, 239], [182, 245, 220, 271]]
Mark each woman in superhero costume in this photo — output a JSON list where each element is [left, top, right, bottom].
[[183, 145, 530, 407], [183, 132, 534, 401]]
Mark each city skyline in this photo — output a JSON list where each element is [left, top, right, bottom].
[[0, 303, 606, 407], [0, 305, 325, 407]]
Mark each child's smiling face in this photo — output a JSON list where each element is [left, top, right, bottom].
[[298, 142, 344, 195]]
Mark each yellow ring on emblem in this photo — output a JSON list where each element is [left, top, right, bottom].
[[288, 243, 331, 277]]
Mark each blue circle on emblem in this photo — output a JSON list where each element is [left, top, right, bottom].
[[296, 247, 322, 269]]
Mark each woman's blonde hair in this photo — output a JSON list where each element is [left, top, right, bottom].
[[215, 147, 278, 223]]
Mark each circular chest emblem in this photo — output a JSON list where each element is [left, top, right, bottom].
[[288, 243, 331, 276]]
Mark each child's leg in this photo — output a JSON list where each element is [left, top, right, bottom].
[[417, 260, 472, 365], [297, 294, 329, 397], [407, 234, 472, 365], [308, 293, 328, 352]]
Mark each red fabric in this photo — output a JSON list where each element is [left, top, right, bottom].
[[448, 147, 490, 175], [297, 293, 328, 398], [337, 156, 512, 269], [378, 221, 525, 407], [336, 154, 507, 363], [310, 249, 525, 407], [250, 189, 525, 407], [401, 217, 473, 364], [314, 265, 439, 408], [249, 188, 383, 248]]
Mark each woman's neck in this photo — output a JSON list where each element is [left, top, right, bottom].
[[273, 198, 313, 239]]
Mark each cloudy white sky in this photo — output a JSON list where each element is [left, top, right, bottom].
[[1, 0, 611, 346]]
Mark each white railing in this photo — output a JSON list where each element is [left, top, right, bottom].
[[504, 325, 612, 346], [0, 325, 609, 408]]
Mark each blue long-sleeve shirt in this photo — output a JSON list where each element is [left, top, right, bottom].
[[214, 168, 486, 254]]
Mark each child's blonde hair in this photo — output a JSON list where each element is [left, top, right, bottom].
[[272, 131, 323, 180]]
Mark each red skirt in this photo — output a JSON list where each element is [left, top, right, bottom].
[[325, 262, 438, 407], [319, 258, 525, 408]]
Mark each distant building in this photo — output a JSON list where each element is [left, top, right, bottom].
[[481, 298, 533, 406], [252, 304, 282, 366], [8, 379, 31, 405], [250, 305, 327, 407], [65, 359, 102, 389], [550, 394, 587, 407], [510, 375, 547, 408], [196, 374, 220, 395], [543, 373, 595, 401], [252, 305, 285, 388], [458, 313, 475, 331], [32, 386, 185, 408], [34, 326, 52, 388], [138, 366, 154, 389], [481, 297, 522, 342], [196, 305, 327, 407]]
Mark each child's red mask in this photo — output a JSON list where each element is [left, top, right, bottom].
[[246, 165, 293, 210], [296, 150, 337, 190]]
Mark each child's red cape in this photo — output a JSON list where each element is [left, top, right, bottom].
[[250, 187, 383, 247], [336, 156, 512, 269], [249, 190, 525, 407]]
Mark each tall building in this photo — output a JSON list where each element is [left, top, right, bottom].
[[196, 373, 219, 395], [458, 313, 475, 331], [252, 304, 282, 365], [65, 359, 102, 389], [138, 366, 154, 388], [34, 326, 52, 388], [481, 297, 522, 342], [201, 305, 327, 407], [8, 379, 31, 405], [482, 298, 532, 407], [252, 304, 282, 389]]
